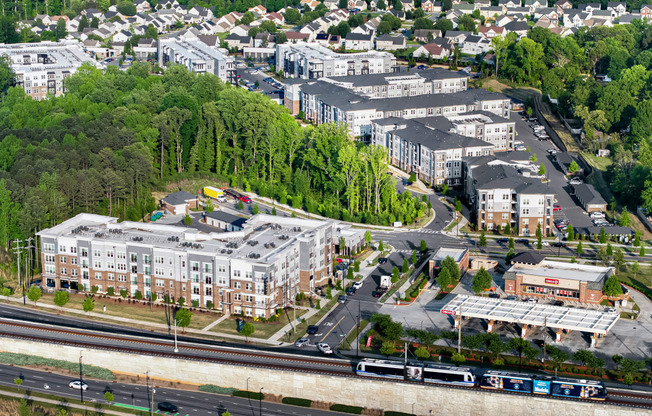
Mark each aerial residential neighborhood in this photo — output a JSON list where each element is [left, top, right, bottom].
[[0, 0, 651, 415]]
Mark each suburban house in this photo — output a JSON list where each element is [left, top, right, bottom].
[[160, 191, 199, 215], [204, 211, 247, 231], [345, 32, 374, 50], [375, 34, 406, 50], [572, 183, 607, 213]]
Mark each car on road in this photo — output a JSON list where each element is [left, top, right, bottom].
[[541, 241, 550, 246], [547, 149, 557, 154], [295, 337, 309, 347], [526, 298, 537, 303], [488, 292, 500, 298], [158, 402, 179, 413], [338, 295, 348, 303], [317, 343, 333, 355], [553, 300, 564, 306], [240, 195, 252, 204], [506, 295, 517, 301], [372, 290, 383, 298], [307, 325, 319, 335], [417, 64, 427, 69], [345, 287, 356, 296], [551, 242, 566, 248], [378, 258, 388, 264], [569, 178, 583, 185], [553, 204, 562, 211], [68, 380, 88, 391], [496, 238, 509, 244], [353, 281, 363, 289], [515, 239, 529, 244], [606, 307, 617, 313]]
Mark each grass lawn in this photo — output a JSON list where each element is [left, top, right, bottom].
[[28, 293, 219, 330], [617, 266, 652, 289], [210, 308, 308, 340], [582, 151, 613, 171]]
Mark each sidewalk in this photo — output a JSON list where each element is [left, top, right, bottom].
[[0, 295, 278, 345], [0, 390, 134, 416]]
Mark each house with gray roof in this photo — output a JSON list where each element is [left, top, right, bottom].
[[161, 191, 199, 215], [571, 183, 606, 213], [375, 34, 406, 50], [205, 211, 247, 231]]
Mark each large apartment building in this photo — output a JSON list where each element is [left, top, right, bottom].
[[465, 162, 555, 236], [371, 117, 494, 186], [38, 213, 335, 318], [275, 43, 398, 80], [0, 40, 97, 100], [158, 37, 236, 84]]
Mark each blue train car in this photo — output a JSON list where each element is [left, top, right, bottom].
[[551, 378, 607, 400], [479, 371, 534, 393]]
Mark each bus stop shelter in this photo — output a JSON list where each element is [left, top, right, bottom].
[[440, 295, 619, 346]]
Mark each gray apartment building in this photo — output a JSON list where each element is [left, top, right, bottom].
[[38, 213, 335, 318], [158, 37, 236, 84]]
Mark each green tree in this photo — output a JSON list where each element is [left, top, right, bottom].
[[237, 200, 244, 210], [120, 289, 128, 298], [538, 164, 546, 176], [402, 257, 409, 273], [104, 391, 114, 403], [347, 267, 354, 280], [27, 286, 42, 305], [55, 18, 67, 40], [365, 231, 372, 246], [599, 227, 607, 244], [602, 275, 623, 298], [184, 214, 192, 225], [284, 8, 301, 24], [441, 256, 460, 281], [377, 0, 387, 9], [0, 56, 14, 95], [392, 266, 399, 282], [606, 242, 613, 256], [546, 345, 569, 370], [504, 222, 511, 235], [415, 346, 430, 360], [613, 248, 626, 271], [420, 239, 427, 252], [577, 241, 583, 257], [82, 296, 95, 313], [107, 287, 115, 296], [641, 245, 646, 257], [451, 352, 466, 366], [631, 261, 640, 278], [479, 231, 487, 247], [252, 204, 259, 215], [567, 224, 574, 241], [53, 290, 69, 310], [178, 296, 185, 307], [508, 237, 515, 250], [411, 250, 417, 264], [619, 210, 631, 227], [530, 153, 537, 162], [14, 378, 22, 389], [472, 267, 492, 294], [380, 340, 395, 357], [176, 308, 193, 333], [437, 267, 452, 292], [378, 240, 384, 251], [568, 161, 579, 173]]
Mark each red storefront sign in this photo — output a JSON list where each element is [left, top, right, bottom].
[[545, 278, 559, 285], [441, 309, 455, 315]]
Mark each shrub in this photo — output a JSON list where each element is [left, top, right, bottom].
[[0, 353, 115, 380], [385, 412, 415, 416], [106, 287, 115, 296], [281, 397, 312, 407], [329, 404, 363, 414], [233, 390, 264, 400], [198, 385, 237, 395]]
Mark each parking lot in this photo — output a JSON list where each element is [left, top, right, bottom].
[[236, 67, 283, 101]]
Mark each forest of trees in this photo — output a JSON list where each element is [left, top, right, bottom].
[[490, 22, 652, 211], [0, 61, 426, 250]]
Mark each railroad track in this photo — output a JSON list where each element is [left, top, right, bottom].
[[0, 319, 651, 411]]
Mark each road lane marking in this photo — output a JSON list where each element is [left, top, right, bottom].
[[320, 316, 345, 342]]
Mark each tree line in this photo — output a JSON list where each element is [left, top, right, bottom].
[[0, 61, 424, 252]]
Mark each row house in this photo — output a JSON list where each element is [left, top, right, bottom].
[[38, 214, 337, 318]]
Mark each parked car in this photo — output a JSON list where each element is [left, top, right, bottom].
[[295, 337, 309, 347], [553, 204, 562, 211], [345, 287, 356, 296], [569, 178, 583, 185], [417, 64, 427, 69], [506, 295, 518, 301], [372, 290, 383, 298], [378, 258, 388, 265], [306, 325, 319, 335], [353, 281, 363, 290], [496, 238, 509, 244], [590, 212, 606, 219], [317, 343, 333, 355], [488, 292, 500, 298], [158, 402, 179, 413], [526, 298, 537, 303], [515, 239, 529, 244], [606, 307, 617, 313], [68, 380, 88, 391], [551, 242, 566, 248], [541, 241, 550, 246], [547, 149, 557, 154], [338, 295, 348, 303], [553, 300, 564, 306]]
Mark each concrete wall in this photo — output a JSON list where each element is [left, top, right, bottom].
[[0, 337, 644, 416]]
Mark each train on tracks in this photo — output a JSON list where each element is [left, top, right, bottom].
[[356, 359, 607, 400]]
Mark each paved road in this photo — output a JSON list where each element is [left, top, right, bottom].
[[0, 364, 342, 416]]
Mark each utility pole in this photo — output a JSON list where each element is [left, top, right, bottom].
[[457, 305, 462, 354], [259, 387, 264, 416], [25, 238, 34, 305], [542, 316, 547, 364], [79, 351, 84, 404], [356, 300, 360, 358], [13, 239, 22, 300], [174, 318, 179, 353], [151, 386, 156, 416]]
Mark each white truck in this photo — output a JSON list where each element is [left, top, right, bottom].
[[379, 275, 391, 291]]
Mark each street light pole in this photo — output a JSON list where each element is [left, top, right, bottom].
[[259, 387, 264, 416], [79, 351, 84, 404], [174, 318, 179, 353], [457, 305, 462, 354], [151, 387, 156, 416]]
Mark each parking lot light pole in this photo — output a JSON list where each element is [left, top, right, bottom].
[[259, 387, 264, 416], [79, 351, 84, 404]]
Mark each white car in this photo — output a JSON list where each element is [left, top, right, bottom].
[[590, 212, 605, 219], [317, 343, 333, 355], [353, 281, 363, 290], [295, 337, 309, 347], [69, 380, 88, 391], [569, 179, 583, 185], [541, 241, 549, 246]]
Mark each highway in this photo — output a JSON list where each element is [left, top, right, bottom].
[[0, 364, 342, 416]]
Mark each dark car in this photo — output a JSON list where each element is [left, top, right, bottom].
[[372, 291, 382, 298], [417, 64, 427, 69], [488, 292, 500, 298], [158, 402, 178, 413], [496, 238, 509, 244], [306, 325, 319, 335], [378, 257, 388, 264], [345, 287, 356, 295], [551, 242, 566, 248], [553, 300, 564, 306], [515, 239, 529, 244]]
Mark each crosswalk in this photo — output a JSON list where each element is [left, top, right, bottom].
[[414, 228, 440, 234]]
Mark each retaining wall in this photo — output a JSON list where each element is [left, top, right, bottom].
[[0, 337, 645, 416]]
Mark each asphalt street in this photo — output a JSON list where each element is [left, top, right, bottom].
[[0, 364, 342, 416]]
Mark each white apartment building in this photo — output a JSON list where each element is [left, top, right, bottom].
[[158, 37, 236, 84], [0, 40, 98, 100], [447, 111, 515, 151], [276, 43, 398, 79], [38, 213, 338, 318]]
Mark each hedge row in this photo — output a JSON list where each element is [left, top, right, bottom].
[[281, 397, 312, 407], [330, 404, 364, 414], [0, 353, 115, 380], [385, 412, 415, 416], [198, 385, 237, 395], [233, 390, 264, 400]]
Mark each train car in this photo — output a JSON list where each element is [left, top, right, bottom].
[[479, 371, 534, 393], [551, 377, 607, 400], [356, 359, 407, 381], [423, 364, 476, 387]]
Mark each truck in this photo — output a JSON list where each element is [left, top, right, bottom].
[[379, 275, 391, 292], [203, 186, 226, 203], [225, 189, 252, 204]]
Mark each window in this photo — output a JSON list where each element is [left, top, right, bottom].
[[107, 251, 114, 258], [117, 263, 127, 271], [522, 209, 529, 215], [118, 275, 127, 282], [80, 248, 88, 257], [117, 252, 126, 260], [233, 270, 241, 278], [71, 258, 78, 265], [234, 293, 241, 301], [191, 262, 199, 271], [170, 281, 174, 289], [93, 250, 101, 257], [245, 283, 252, 291], [45, 254, 55, 263], [233, 281, 241, 289], [156, 279, 165, 287], [107, 273, 114, 281], [60, 256, 67, 264], [206, 287, 212, 296], [130, 253, 138, 263], [95, 272, 102, 279], [60, 267, 67, 275], [43, 243, 55, 253], [204, 263, 212, 273], [71, 269, 78, 276], [218, 265, 226, 273], [155, 268, 164, 276], [94, 261, 102, 269], [205, 276, 213, 285], [155, 256, 164, 264]]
